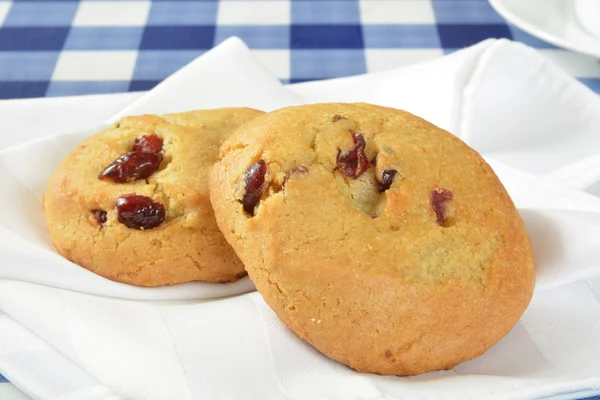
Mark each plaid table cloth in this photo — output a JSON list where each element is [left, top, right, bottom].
[[1, 0, 600, 398], [0, 0, 598, 99]]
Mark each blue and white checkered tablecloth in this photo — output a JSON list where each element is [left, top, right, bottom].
[[1, 1, 600, 399], [0, 0, 598, 99]]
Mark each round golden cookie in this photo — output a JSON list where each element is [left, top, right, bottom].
[[43, 108, 263, 287], [210, 103, 535, 375]]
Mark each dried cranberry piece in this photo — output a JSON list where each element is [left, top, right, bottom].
[[431, 188, 454, 225], [332, 114, 347, 122], [242, 160, 268, 216], [91, 209, 107, 226], [98, 151, 163, 183], [283, 165, 309, 185], [336, 132, 369, 179], [378, 169, 397, 193], [115, 194, 165, 230], [133, 134, 163, 154]]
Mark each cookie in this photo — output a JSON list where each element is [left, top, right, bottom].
[[43, 108, 263, 287], [210, 103, 535, 375]]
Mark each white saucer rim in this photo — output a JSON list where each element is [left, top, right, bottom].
[[489, 0, 600, 59]]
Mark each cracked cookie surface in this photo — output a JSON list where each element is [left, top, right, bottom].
[[210, 103, 535, 375], [43, 108, 263, 286]]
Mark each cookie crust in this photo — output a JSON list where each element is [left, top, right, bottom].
[[44, 108, 263, 287], [210, 103, 535, 375]]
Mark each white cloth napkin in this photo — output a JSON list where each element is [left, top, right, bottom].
[[1, 37, 600, 400]]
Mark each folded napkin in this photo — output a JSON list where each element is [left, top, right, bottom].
[[1, 37, 600, 400]]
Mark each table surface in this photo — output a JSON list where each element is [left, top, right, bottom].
[[1, 0, 600, 399], [0, 0, 598, 100]]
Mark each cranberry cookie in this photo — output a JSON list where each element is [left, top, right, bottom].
[[43, 108, 263, 287], [210, 103, 535, 375]]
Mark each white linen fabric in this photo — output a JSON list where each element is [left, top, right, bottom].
[[0, 37, 599, 400]]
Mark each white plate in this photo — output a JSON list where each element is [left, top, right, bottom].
[[490, 0, 600, 58]]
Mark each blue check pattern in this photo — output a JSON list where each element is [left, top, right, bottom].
[[0, 0, 597, 99]]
